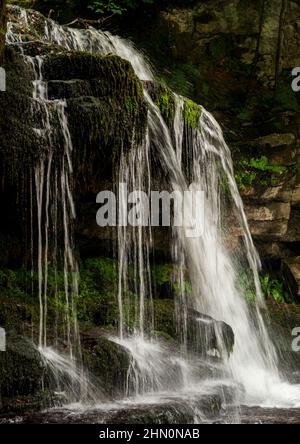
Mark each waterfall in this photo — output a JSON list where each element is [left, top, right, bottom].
[[29, 54, 80, 357], [5, 5, 300, 410]]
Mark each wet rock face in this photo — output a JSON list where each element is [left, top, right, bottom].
[[0, 37, 147, 266], [0, 393, 224, 423], [135, 0, 300, 271]]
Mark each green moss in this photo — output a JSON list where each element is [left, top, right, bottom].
[[173, 280, 192, 297], [183, 98, 201, 129], [155, 85, 175, 123], [124, 96, 138, 113], [0, 44, 147, 187], [77, 257, 118, 325], [0, 257, 119, 331], [247, 156, 287, 174]]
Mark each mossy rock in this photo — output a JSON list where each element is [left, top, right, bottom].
[[81, 335, 130, 398], [0, 333, 54, 415], [183, 98, 201, 129]]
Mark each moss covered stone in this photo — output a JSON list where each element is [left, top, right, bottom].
[[155, 85, 175, 124], [0, 333, 54, 415], [82, 335, 130, 398]]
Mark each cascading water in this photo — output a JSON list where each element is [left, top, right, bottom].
[[117, 132, 153, 340], [5, 5, 300, 417], [30, 57, 80, 356], [6, 13, 97, 403]]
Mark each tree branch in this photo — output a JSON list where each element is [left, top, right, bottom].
[[64, 14, 115, 29]]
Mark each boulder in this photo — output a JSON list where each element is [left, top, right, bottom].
[[81, 335, 131, 398], [186, 308, 235, 359], [0, 333, 54, 416], [153, 300, 234, 359]]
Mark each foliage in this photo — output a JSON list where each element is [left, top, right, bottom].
[[89, 0, 199, 17], [89, 0, 156, 16], [235, 155, 287, 191], [234, 169, 257, 192], [260, 274, 290, 304], [152, 263, 173, 287], [246, 156, 287, 175], [0, 257, 118, 325], [77, 257, 117, 323], [237, 268, 289, 304]]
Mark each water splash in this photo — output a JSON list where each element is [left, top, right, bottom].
[[39, 346, 101, 405]]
